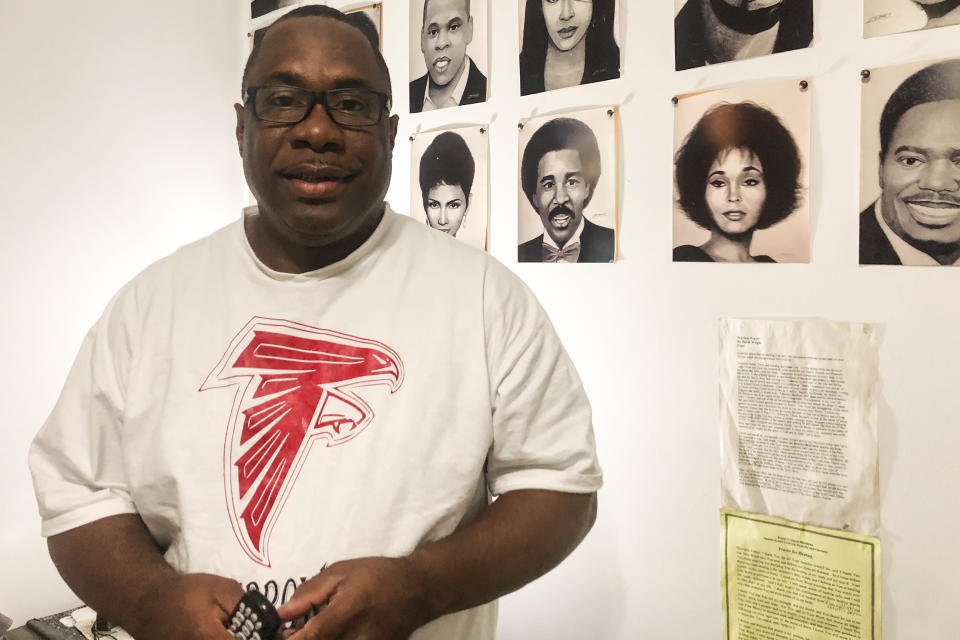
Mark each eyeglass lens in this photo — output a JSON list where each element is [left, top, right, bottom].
[[253, 86, 385, 126]]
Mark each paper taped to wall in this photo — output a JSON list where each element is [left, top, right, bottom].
[[721, 508, 881, 640], [719, 318, 880, 534]]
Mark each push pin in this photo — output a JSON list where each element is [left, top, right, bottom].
[[479, 127, 486, 134], [799, 79, 809, 90], [861, 69, 871, 82], [607, 108, 614, 117], [672, 96, 679, 105]]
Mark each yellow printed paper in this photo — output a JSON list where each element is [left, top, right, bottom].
[[721, 509, 881, 640]]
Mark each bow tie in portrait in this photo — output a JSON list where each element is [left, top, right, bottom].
[[542, 242, 581, 263]]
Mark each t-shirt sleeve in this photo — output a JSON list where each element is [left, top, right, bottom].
[[28, 290, 139, 537], [482, 260, 602, 496]]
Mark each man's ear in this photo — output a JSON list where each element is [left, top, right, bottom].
[[234, 103, 245, 157], [877, 151, 885, 189], [388, 113, 399, 150], [466, 15, 474, 45]]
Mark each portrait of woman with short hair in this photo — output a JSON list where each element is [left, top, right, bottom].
[[411, 127, 489, 250], [673, 80, 810, 263], [518, 0, 621, 96]]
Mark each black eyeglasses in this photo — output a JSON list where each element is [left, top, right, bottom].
[[244, 85, 391, 127]]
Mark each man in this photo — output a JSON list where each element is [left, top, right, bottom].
[[674, 0, 813, 71], [29, 7, 600, 640], [409, 0, 487, 113], [518, 117, 615, 263], [860, 58, 960, 266]]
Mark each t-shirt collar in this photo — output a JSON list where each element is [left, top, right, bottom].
[[238, 203, 396, 281]]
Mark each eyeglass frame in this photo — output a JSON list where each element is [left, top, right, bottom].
[[243, 85, 392, 127]]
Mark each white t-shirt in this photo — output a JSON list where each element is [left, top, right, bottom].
[[29, 205, 602, 639]]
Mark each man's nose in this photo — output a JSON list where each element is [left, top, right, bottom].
[[436, 28, 450, 49], [560, 0, 575, 20], [555, 183, 570, 204], [289, 102, 344, 152], [919, 158, 960, 192]]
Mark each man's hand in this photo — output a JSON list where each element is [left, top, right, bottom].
[[130, 572, 245, 640], [276, 490, 596, 640], [47, 515, 245, 640], [277, 557, 431, 640]]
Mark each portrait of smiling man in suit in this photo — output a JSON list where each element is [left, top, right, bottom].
[[860, 58, 960, 265]]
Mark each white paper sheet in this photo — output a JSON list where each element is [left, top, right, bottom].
[[719, 318, 880, 534]]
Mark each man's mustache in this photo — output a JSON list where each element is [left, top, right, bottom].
[[549, 205, 575, 219]]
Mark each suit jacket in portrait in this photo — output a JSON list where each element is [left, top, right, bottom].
[[859, 202, 901, 265], [409, 57, 488, 113], [518, 218, 615, 263], [674, 0, 814, 71]]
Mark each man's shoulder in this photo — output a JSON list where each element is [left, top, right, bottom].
[[461, 58, 488, 105], [859, 202, 900, 265], [518, 234, 544, 263], [674, 1, 706, 71], [776, 0, 814, 51], [389, 210, 491, 264], [90, 218, 239, 330], [409, 74, 428, 112], [579, 218, 615, 262], [582, 218, 614, 238]]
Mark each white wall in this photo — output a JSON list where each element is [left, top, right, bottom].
[[0, 0, 247, 624], [2, 1, 960, 637]]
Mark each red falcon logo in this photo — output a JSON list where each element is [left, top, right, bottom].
[[201, 317, 403, 566]]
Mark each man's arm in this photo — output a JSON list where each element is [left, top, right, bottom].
[[47, 514, 244, 640], [278, 488, 597, 640]]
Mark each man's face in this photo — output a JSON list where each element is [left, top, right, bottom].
[[534, 148, 591, 246], [421, 0, 473, 87], [879, 99, 960, 245], [236, 18, 398, 248]]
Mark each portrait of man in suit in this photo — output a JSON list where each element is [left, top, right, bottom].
[[518, 117, 615, 263], [860, 58, 960, 266], [410, 0, 488, 113]]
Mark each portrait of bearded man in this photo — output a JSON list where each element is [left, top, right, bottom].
[[674, 0, 813, 70]]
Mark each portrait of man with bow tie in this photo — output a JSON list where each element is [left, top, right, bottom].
[[518, 115, 616, 263]]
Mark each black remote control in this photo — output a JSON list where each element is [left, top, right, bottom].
[[225, 591, 281, 640]]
